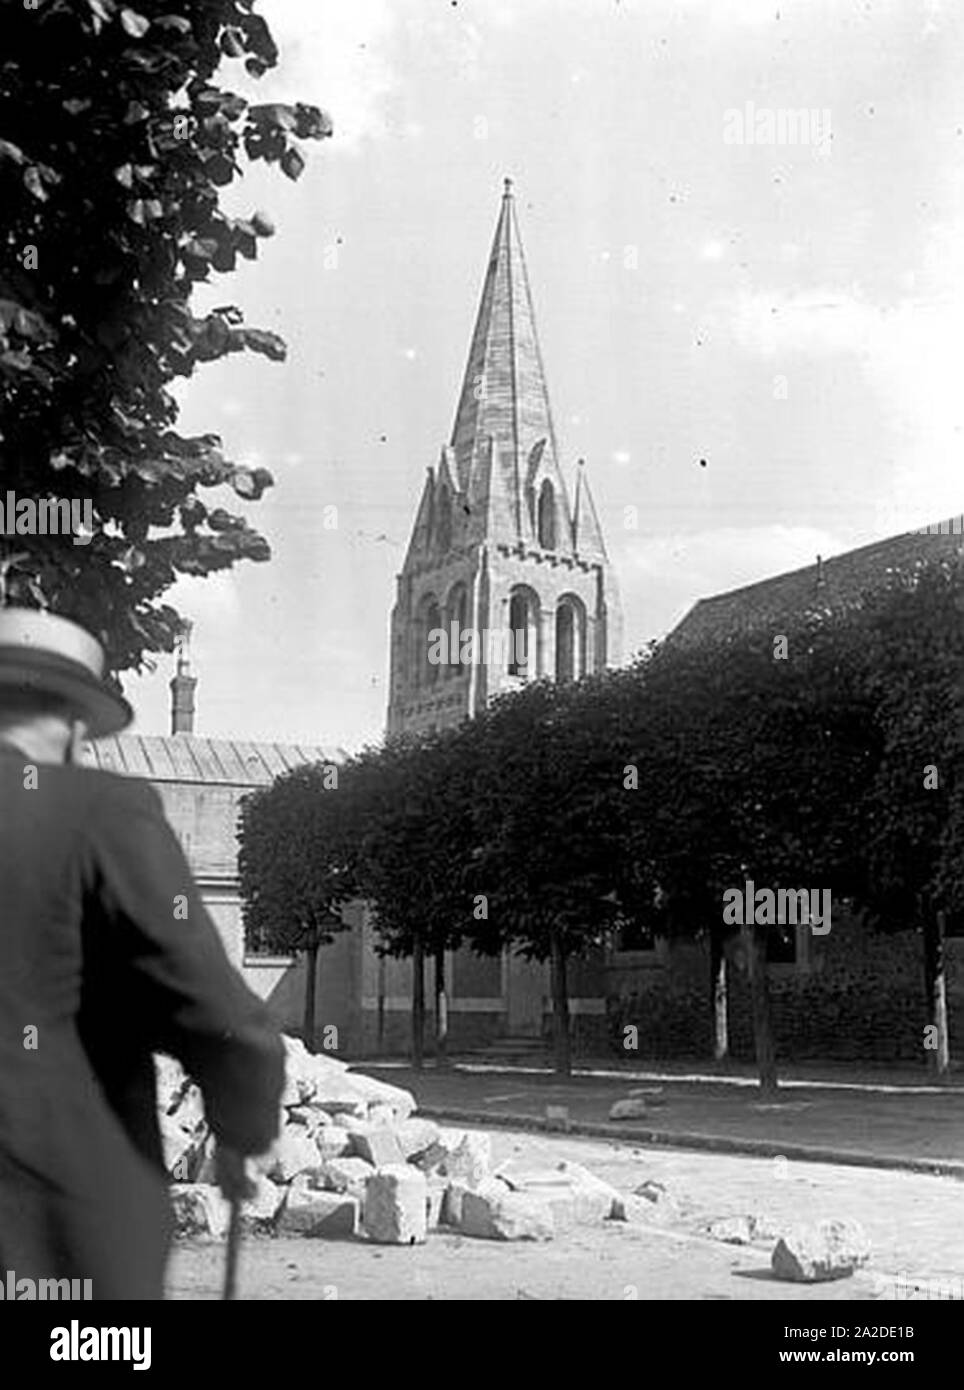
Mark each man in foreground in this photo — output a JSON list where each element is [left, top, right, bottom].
[[0, 607, 284, 1299]]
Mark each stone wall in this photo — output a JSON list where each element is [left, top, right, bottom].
[[606, 913, 962, 1065]]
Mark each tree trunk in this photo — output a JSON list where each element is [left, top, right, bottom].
[[377, 953, 386, 1051], [434, 947, 449, 1068], [710, 923, 729, 1061], [923, 909, 950, 1077], [303, 932, 319, 1049], [549, 927, 571, 1077], [411, 934, 425, 1071], [742, 919, 777, 1095]]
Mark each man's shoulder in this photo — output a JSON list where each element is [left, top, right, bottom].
[[51, 763, 164, 815]]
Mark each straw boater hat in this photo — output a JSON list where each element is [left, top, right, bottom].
[[0, 608, 132, 737]]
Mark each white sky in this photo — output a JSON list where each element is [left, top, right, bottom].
[[124, 0, 964, 750]]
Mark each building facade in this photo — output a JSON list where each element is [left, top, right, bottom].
[[86, 640, 357, 1044]]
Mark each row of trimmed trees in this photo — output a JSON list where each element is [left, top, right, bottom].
[[239, 553, 964, 1087]]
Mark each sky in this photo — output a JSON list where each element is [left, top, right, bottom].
[[125, 0, 964, 752]]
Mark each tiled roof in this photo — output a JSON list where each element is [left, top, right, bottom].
[[670, 518, 964, 647], [84, 734, 344, 786]]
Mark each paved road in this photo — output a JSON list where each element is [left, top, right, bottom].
[[167, 1129, 964, 1300], [365, 1062, 964, 1169]]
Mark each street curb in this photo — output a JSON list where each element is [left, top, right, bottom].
[[416, 1105, 964, 1179]]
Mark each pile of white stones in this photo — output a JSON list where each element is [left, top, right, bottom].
[[155, 1037, 648, 1245]]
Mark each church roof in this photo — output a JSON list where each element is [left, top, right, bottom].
[[451, 179, 559, 487], [670, 518, 964, 648], [449, 179, 575, 551], [84, 734, 344, 786]]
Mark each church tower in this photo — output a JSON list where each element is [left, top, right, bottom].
[[387, 179, 621, 736]]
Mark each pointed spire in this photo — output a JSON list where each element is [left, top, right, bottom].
[[436, 444, 456, 495], [402, 468, 435, 568], [572, 460, 608, 561], [450, 180, 568, 544]]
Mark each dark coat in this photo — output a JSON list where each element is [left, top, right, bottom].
[[0, 744, 284, 1299]]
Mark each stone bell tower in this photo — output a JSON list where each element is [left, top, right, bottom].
[[387, 178, 621, 737]]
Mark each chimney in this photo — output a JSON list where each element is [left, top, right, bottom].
[[169, 620, 197, 735]]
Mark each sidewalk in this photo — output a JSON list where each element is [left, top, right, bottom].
[[361, 1058, 964, 1175]]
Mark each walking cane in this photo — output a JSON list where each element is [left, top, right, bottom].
[[217, 1145, 247, 1301], [223, 1196, 242, 1301]]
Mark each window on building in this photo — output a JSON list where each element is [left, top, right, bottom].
[[508, 587, 539, 678], [537, 479, 556, 550], [435, 487, 453, 556], [555, 595, 586, 683], [556, 603, 574, 683], [424, 598, 442, 686], [414, 594, 442, 689], [445, 583, 468, 679]]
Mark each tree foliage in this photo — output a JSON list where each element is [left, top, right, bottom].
[[0, 0, 331, 671], [238, 763, 353, 956], [238, 762, 352, 1043], [238, 551, 963, 1078]]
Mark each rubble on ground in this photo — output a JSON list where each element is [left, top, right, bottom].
[[770, 1219, 871, 1282], [608, 1098, 650, 1120], [156, 1038, 676, 1245]]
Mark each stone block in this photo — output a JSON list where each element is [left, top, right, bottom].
[[346, 1071, 416, 1121], [313, 1078, 370, 1119], [241, 1174, 286, 1229], [634, 1179, 680, 1210], [159, 1114, 200, 1179], [496, 1159, 618, 1225], [321, 1155, 375, 1200], [414, 1127, 466, 1174], [367, 1103, 398, 1127], [609, 1098, 649, 1120], [396, 1118, 442, 1161], [279, 1187, 360, 1238], [706, 1214, 780, 1244], [425, 1180, 446, 1230], [285, 1104, 324, 1133], [362, 1166, 427, 1244], [170, 1183, 230, 1239], [612, 1180, 682, 1225], [193, 1134, 219, 1186], [460, 1185, 555, 1241], [629, 1087, 666, 1106], [154, 1053, 187, 1113], [315, 1126, 352, 1160], [440, 1181, 469, 1228], [265, 1130, 324, 1184], [351, 1129, 407, 1169], [611, 1194, 662, 1223], [442, 1131, 491, 1186], [708, 1215, 756, 1245], [771, 1220, 871, 1283]]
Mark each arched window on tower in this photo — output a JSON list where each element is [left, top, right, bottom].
[[555, 595, 586, 683], [424, 597, 442, 686], [413, 593, 443, 688], [508, 585, 540, 679], [435, 487, 453, 556], [537, 479, 556, 550], [444, 582, 469, 679]]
